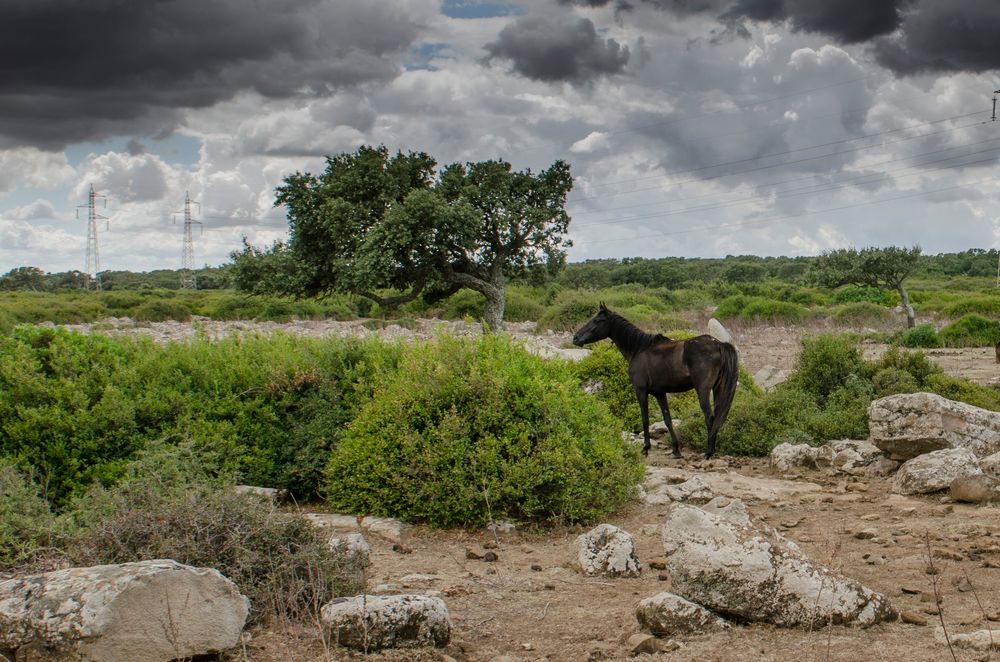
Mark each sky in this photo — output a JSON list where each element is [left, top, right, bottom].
[[1, 0, 999, 275]]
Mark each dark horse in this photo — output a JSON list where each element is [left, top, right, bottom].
[[572, 304, 739, 459]]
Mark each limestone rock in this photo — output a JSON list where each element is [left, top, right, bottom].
[[827, 439, 885, 475], [950, 474, 1000, 503], [769, 443, 833, 472], [644, 476, 714, 505], [321, 594, 451, 650], [980, 451, 1000, 478], [233, 485, 287, 502], [328, 532, 371, 567], [869, 393, 1000, 460], [707, 318, 733, 345], [662, 498, 895, 627], [577, 524, 641, 578], [635, 592, 730, 636], [0, 559, 249, 662], [893, 448, 982, 495]]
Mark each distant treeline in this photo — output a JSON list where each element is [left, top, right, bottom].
[[2, 249, 997, 292]]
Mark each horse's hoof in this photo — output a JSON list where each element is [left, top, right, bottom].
[[642, 448, 650, 457], [672, 452, 682, 459], [704, 453, 714, 460]]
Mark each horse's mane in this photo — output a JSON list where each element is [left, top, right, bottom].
[[605, 310, 667, 354]]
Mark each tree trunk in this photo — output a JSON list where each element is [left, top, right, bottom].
[[897, 284, 915, 328], [482, 283, 505, 333]]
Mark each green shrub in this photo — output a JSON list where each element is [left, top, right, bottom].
[[925, 373, 1000, 411], [789, 334, 864, 403], [714, 295, 809, 324], [939, 314, 1000, 348], [943, 296, 1000, 318], [538, 291, 602, 331], [833, 302, 893, 327], [504, 289, 545, 323], [98, 291, 145, 314], [66, 445, 364, 624], [871, 367, 919, 399], [133, 298, 192, 322], [0, 461, 55, 569], [803, 374, 872, 441], [324, 334, 643, 527], [830, 285, 891, 305], [867, 346, 941, 386], [900, 323, 942, 348]]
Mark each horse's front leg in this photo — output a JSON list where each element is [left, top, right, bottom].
[[635, 386, 651, 457], [654, 394, 682, 459]]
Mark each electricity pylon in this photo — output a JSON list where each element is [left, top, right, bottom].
[[174, 191, 202, 289], [76, 184, 108, 290]]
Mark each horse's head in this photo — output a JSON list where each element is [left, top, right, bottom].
[[572, 303, 613, 346]]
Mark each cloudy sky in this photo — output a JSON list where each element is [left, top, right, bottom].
[[2, 0, 999, 275]]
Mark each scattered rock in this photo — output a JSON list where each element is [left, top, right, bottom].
[[769, 443, 834, 472], [626, 633, 661, 656], [487, 520, 517, 535], [659, 476, 714, 504], [939, 627, 1000, 651], [328, 532, 370, 567], [321, 594, 451, 650], [662, 498, 896, 627], [0, 560, 249, 662], [980, 451, 1000, 479], [635, 592, 731, 636], [707, 318, 733, 344], [951, 474, 1000, 504], [466, 549, 484, 560], [648, 560, 667, 570], [577, 524, 641, 578], [531, 564, 543, 572], [362, 516, 409, 544], [484, 551, 499, 563], [901, 610, 929, 626], [893, 448, 983, 495], [233, 484, 288, 502], [399, 573, 438, 586], [855, 528, 879, 540], [870, 393, 1000, 461]]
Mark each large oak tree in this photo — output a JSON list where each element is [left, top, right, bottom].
[[810, 246, 922, 328], [233, 145, 573, 331]]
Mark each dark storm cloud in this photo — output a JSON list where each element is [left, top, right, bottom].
[[0, 0, 425, 149], [484, 15, 630, 84], [874, 0, 1000, 74]]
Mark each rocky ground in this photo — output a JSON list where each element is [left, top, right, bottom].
[[53, 317, 1000, 661]]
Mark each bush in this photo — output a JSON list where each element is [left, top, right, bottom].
[[789, 334, 864, 403], [0, 461, 55, 569], [900, 323, 942, 348], [133, 298, 192, 322], [925, 373, 1000, 411], [830, 285, 891, 305], [66, 445, 364, 624], [832, 302, 893, 327], [867, 346, 941, 387], [871, 368, 919, 399], [324, 334, 643, 527], [939, 314, 1000, 348], [943, 296, 1000, 318], [537, 291, 602, 331], [714, 295, 809, 324]]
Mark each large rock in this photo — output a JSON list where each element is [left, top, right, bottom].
[[321, 594, 451, 650], [980, 451, 1000, 478], [893, 447, 982, 495], [769, 443, 834, 472], [950, 474, 1000, 504], [0, 560, 249, 662], [662, 498, 895, 627], [644, 476, 714, 505], [707, 318, 733, 344], [577, 524, 641, 578], [635, 592, 730, 636], [328, 532, 371, 567], [869, 393, 1000, 460], [827, 439, 885, 475]]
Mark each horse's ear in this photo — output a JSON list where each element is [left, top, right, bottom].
[[599, 301, 607, 311]]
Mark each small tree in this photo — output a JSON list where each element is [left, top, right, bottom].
[[0, 266, 46, 291], [811, 246, 922, 328], [233, 145, 573, 331]]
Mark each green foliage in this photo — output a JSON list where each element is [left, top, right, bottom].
[[866, 346, 941, 386], [788, 334, 864, 403], [924, 373, 1000, 411], [65, 445, 364, 624], [832, 302, 893, 326], [132, 298, 193, 322], [0, 328, 398, 505], [0, 461, 55, 568], [714, 295, 809, 323], [830, 285, 891, 305], [943, 295, 1000, 317], [871, 368, 919, 399], [538, 290, 602, 331], [938, 314, 1000, 348], [324, 334, 643, 527], [900, 323, 942, 348]]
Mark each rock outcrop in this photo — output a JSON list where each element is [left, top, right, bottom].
[[892, 447, 982, 495], [635, 592, 730, 636], [869, 393, 1000, 460], [0, 559, 249, 662]]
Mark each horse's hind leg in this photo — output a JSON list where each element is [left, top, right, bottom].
[[696, 387, 716, 459], [654, 394, 682, 459], [635, 387, 651, 457]]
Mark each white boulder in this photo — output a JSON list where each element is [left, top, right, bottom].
[[577, 524, 641, 578], [321, 594, 451, 650], [635, 592, 730, 636], [893, 447, 982, 495], [869, 393, 1000, 460]]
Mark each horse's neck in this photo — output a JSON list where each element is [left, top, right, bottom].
[[607, 318, 655, 361]]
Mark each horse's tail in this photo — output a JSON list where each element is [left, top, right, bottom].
[[708, 342, 739, 442]]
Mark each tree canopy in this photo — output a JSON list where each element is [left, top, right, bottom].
[[233, 145, 573, 330], [810, 246, 922, 327]]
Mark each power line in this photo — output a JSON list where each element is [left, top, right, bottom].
[[573, 174, 996, 244], [173, 191, 202, 289], [75, 184, 108, 291], [573, 142, 1000, 228], [570, 113, 993, 203]]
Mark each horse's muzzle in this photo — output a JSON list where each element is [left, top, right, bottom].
[[572, 334, 585, 347]]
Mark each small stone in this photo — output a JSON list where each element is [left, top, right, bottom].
[[901, 610, 928, 626], [531, 564, 543, 572], [466, 549, 484, 560], [484, 551, 499, 563], [648, 560, 667, 570], [521, 642, 534, 651], [924, 605, 940, 615], [900, 586, 922, 595], [855, 528, 879, 540], [657, 573, 669, 581], [846, 483, 869, 493], [952, 575, 975, 592], [626, 633, 661, 656], [934, 547, 965, 561], [860, 514, 880, 521]]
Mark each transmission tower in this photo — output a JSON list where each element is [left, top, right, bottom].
[[174, 191, 202, 289], [76, 184, 108, 290]]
